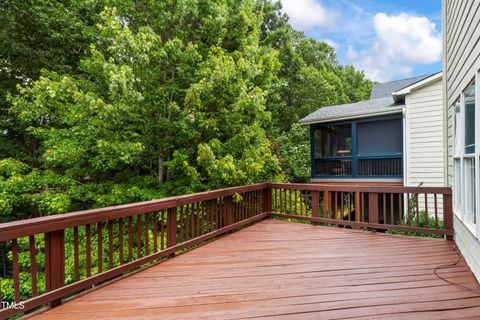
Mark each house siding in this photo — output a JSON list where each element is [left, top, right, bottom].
[[444, 0, 480, 282], [446, 0, 480, 185], [405, 78, 445, 215], [405, 79, 445, 187]]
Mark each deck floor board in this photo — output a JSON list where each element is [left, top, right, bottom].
[[31, 220, 480, 320]]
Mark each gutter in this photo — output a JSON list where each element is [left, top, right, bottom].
[[299, 108, 404, 126]]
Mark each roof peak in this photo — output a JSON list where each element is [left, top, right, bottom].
[[370, 73, 438, 99]]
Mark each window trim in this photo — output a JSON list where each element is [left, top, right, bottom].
[[452, 73, 480, 238]]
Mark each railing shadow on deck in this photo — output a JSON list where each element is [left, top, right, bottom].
[[0, 182, 453, 319]]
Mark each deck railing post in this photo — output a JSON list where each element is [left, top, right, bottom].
[[443, 193, 453, 241], [226, 195, 234, 226], [312, 191, 320, 225], [45, 230, 65, 308], [263, 186, 272, 213], [167, 207, 177, 257], [368, 193, 379, 232]]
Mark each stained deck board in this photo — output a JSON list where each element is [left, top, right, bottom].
[[31, 220, 480, 320]]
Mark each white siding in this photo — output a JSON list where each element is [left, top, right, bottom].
[[445, 1, 480, 184], [405, 79, 445, 216], [444, 0, 480, 282], [405, 79, 445, 187], [454, 215, 480, 280]]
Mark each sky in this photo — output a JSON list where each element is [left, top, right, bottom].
[[280, 0, 442, 82]]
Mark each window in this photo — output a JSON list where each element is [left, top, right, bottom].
[[312, 117, 403, 178], [453, 100, 461, 155], [464, 82, 475, 154], [452, 77, 478, 235], [464, 158, 476, 224], [314, 124, 352, 158], [357, 119, 403, 155], [453, 158, 462, 212]]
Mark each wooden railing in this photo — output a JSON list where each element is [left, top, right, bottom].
[[268, 183, 453, 237], [0, 182, 453, 318], [0, 183, 268, 319]]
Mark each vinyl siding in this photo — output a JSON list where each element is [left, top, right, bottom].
[[444, 0, 480, 282], [454, 215, 480, 280], [446, 0, 480, 186], [405, 78, 445, 215], [405, 79, 445, 188]]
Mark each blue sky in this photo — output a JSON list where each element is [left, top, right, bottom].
[[280, 0, 442, 82]]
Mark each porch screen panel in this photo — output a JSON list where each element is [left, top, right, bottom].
[[357, 119, 403, 155], [314, 124, 352, 158]]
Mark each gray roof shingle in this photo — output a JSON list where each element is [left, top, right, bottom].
[[370, 74, 433, 99], [299, 96, 404, 125]]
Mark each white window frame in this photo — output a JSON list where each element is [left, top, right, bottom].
[[452, 72, 480, 238]]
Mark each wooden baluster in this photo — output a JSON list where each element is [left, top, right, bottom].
[[334, 192, 338, 220], [29, 235, 38, 296], [284, 189, 288, 214], [340, 192, 344, 221], [12, 239, 20, 303], [97, 222, 103, 273], [128, 216, 133, 261], [161, 210, 165, 250], [288, 189, 292, 214], [185, 205, 190, 240], [390, 193, 394, 225], [216, 199, 220, 229], [202, 201, 207, 232], [119, 218, 124, 264], [136, 215, 142, 259], [399, 193, 403, 223], [226, 195, 234, 226], [383, 193, 387, 224], [294, 190, 298, 215], [300, 190, 303, 216], [144, 213, 150, 256], [355, 192, 361, 229], [347, 193, 351, 221], [361, 193, 365, 222], [434, 194, 439, 228], [263, 187, 272, 213], [406, 193, 411, 225], [196, 203, 200, 236], [423, 193, 428, 227], [167, 207, 177, 257], [279, 188, 282, 212], [73, 227, 79, 281], [415, 194, 420, 227], [153, 213, 158, 252], [45, 230, 65, 307], [311, 191, 319, 225], [86, 224, 91, 277], [179, 206, 184, 241], [108, 221, 113, 269], [209, 200, 214, 228]]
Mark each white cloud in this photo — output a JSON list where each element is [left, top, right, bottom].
[[322, 39, 338, 50], [347, 13, 442, 82], [346, 45, 358, 60], [281, 0, 337, 29]]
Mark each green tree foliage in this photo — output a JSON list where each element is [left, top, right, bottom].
[[0, 0, 373, 305], [0, 0, 371, 221]]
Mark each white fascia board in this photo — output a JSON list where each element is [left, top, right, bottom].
[[393, 72, 443, 96]]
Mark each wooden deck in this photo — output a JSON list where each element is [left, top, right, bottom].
[[31, 220, 480, 320]]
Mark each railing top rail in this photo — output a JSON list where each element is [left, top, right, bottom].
[[267, 183, 452, 195], [0, 183, 267, 242]]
